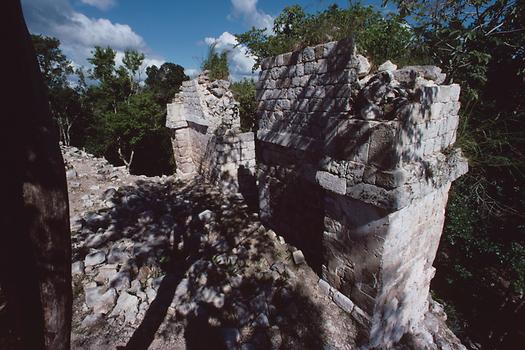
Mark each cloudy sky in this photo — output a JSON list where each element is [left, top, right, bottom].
[[21, 0, 385, 80]]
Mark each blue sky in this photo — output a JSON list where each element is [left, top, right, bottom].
[[21, 0, 391, 80]]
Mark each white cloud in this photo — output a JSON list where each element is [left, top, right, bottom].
[[54, 12, 145, 50], [80, 0, 116, 11], [204, 31, 259, 81], [229, 0, 273, 32], [21, 0, 163, 78]]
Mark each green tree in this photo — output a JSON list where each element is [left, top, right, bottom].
[[202, 44, 229, 80], [231, 79, 257, 132], [31, 34, 85, 146], [103, 91, 165, 170], [31, 34, 73, 89], [145, 62, 188, 105], [236, 4, 414, 69], [88, 46, 116, 83], [122, 49, 145, 94]]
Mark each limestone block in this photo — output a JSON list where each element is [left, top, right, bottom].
[[318, 59, 329, 74], [356, 55, 371, 78], [177, 161, 195, 174], [304, 61, 317, 75], [375, 168, 408, 189], [316, 171, 347, 195], [378, 60, 397, 72], [323, 42, 337, 57], [270, 67, 285, 80], [260, 57, 274, 70], [241, 148, 256, 160], [333, 290, 355, 313], [442, 101, 461, 116], [237, 131, 255, 143], [300, 46, 315, 62], [393, 65, 446, 84], [274, 53, 289, 66], [367, 121, 401, 169], [420, 84, 460, 104], [436, 84, 461, 102]]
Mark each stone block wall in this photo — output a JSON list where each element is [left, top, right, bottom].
[[256, 38, 467, 349], [166, 72, 255, 190]]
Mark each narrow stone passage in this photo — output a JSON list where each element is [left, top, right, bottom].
[[65, 147, 357, 349]]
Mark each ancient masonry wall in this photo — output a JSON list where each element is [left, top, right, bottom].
[[166, 73, 256, 190], [256, 38, 468, 349]]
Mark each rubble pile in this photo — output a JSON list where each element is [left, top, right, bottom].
[[64, 147, 357, 349]]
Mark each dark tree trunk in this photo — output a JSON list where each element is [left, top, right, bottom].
[[0, 1, 72, 349]]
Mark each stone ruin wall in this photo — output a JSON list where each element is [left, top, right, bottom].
[[255, 38, 468, 349], [166, 73, 256, 190]]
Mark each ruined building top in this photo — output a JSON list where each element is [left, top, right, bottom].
[[166, 70, 241, 133], [257, 38, 467, 212], [165, 71, 256, 189]]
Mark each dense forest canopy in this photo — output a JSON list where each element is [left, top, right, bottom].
[[32, 35, 188, 175], [33, 1, 524, 348]]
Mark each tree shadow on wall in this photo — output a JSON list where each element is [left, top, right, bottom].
[[255, 45, 447, 278], [72, 177, 326, 349]]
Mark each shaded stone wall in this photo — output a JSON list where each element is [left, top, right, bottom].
[[166, 73, 256, 190], [256, 38, 467, 349]]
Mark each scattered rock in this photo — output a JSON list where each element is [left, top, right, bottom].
[[85, 233, 109, 248], [254, 313, 270, 328], [72, 261, 85, 275], [110, 271, 131, 292], [356, 54, 371, 78], [221, 328, 240, 349], [198, 209, 214, 222], [145, 287, 157, 303], [269, 326, 283, 349], [93, 288, 117, 314], [378, 60, 397, 72], [292, 250, 306, 265], [94, 265, 118, 284], [107, 246, 130, 264], [85, 250, 106, 266], [393, 65, 446, 84], [137, 266, 151, 284], [81, 313, 104, 329], [110, 291, 139, 324], [66, 168, 77, 179]]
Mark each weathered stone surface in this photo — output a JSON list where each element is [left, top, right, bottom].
[[316, 171, 347, 195], [356, 55, 371, 78], [165, 72, 256, 191], [72, 261, 84, 275], [85, 250, 106, 266], [66, 168, 77, 179], [198, 209, 214, 222], [393, 65, 447, 84], [110, 291, 139, 324], [256, 39, 467, 350], [93, 288, 117, 314], [292, 250, 306, 265], [333, 290, 354, 313], [378, 60, 397, 72]]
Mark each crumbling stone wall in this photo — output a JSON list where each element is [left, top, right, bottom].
[[256, 38, 467, 349], [166, 73, 256, 190]]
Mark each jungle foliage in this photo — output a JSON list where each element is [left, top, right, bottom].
[[32, 36, 188, 175]]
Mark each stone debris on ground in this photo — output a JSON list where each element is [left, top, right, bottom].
[[65, 146, 357, 349]]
